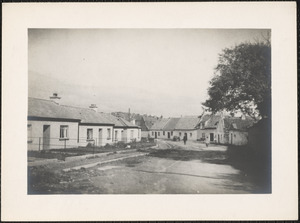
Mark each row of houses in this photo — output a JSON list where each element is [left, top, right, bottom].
[[27, 94, 141, 151], [143, 113, 255, 146]]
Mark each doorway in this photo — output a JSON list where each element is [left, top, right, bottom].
[[98, 129, 102, 146], [210, 133, 214, 142], [43, 125, 50, 150], [167, 132, 170, 139], [155, 132, 157, 138], [115, 130, 118, 142]]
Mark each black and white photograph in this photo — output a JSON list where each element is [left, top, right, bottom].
[[2, 2, 297, 221], [27, 28, 272, 194]]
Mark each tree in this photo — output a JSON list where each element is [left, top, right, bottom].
[[203, 41, 271, 120]]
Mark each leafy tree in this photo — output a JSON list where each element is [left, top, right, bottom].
[[203, 41, 271, 120]]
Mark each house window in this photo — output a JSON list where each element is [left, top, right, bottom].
[[87, 129, 93, 140], [190, 133, 192, 137], [60, 125, 68, 139], [163, 131, 165, 136], [179, 132, 182, 136], [171, 131, 173, 136], [130, 130, 134, 139], [107, 128, 111, 139], [152, 131, 154, 136], [27, 124, 32, 143]]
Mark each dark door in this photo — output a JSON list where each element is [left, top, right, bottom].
[[43, 125, 50, 150], [184, 133, 188, 139], [218, 134, 220, 143], [210, 133, 214, 142], [98, 129, 102, 146], [168, 132, 170, 139], [155, 132, 157, 138]]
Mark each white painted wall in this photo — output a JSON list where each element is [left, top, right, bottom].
[[173, 130, 198, 141], [78, 125, 113, 147], [27, 120, 79, 151]]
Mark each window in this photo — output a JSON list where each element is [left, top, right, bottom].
[[179, 132, 182, 136], [202, 133, 205, 138], [60, 125, 68, 139], [152, 131, 154, 136], [163, 131, 165, 136], [171, 131, 173, 136], [190, 133, 192, 137], [27, 124, 32, 143], [130, 130, 134, 139], [107, 128, 111, 139], [87, 129, 93, 140]]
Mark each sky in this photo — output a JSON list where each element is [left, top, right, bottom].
[[28, 29, 270, 117]]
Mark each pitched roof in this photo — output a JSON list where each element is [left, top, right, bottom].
[[143, 116, 159, 129], [28, 97, 80, 121], [163, 118, 180, 130], [62, 106, 113, 124], [199, 114, 211, 124], [224, 117, 255, 130], [150, 118, 169, 130], [203, 115, 222, 129], [174, 117, 201, 130], [28, 97, 114, 125], [104, 113, 139, 128]]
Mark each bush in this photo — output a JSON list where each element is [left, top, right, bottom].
[[116, 141, 126, 148], [173, 136, 180, 141]]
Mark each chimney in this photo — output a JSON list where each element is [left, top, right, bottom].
[[128, 108, 131, 121], [89, 104, 98, 112], [50, 93, 61, 104]]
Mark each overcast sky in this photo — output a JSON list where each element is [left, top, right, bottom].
[[28, 29, 270, 117]]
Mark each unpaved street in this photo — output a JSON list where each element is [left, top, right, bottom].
[[88, 140, 255, 194], [29, 139, 262, 194]]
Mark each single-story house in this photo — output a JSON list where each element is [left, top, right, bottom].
[[198, 113, 255, 145], [173, 117, 201, 141], [104, 113, 141, 143], [28, 94, 141, 151]]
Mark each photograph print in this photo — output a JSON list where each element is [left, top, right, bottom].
[[27, 29, 271, 194]]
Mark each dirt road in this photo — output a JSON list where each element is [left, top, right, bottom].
[[28, 139, 261, 194]]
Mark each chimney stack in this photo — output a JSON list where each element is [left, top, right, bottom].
[[50, 93, 61, 104], [89, 104, 98, 112]]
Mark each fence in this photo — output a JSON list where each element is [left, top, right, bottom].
[[27, 136, 139, 151]]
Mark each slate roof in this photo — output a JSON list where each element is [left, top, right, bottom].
[[163, 118, 180, 130], [28, 97, 80, 121], [28, 97, 114, 125], [150, 118, 169, 130], [62, 106, 113, 124], [103, 113, 139, 128], [143, 116, 159, 129], [174, 117, 201, 130], [203, 115, 222, 129]]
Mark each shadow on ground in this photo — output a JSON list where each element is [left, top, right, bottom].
[[147, 147, 271, 193]]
